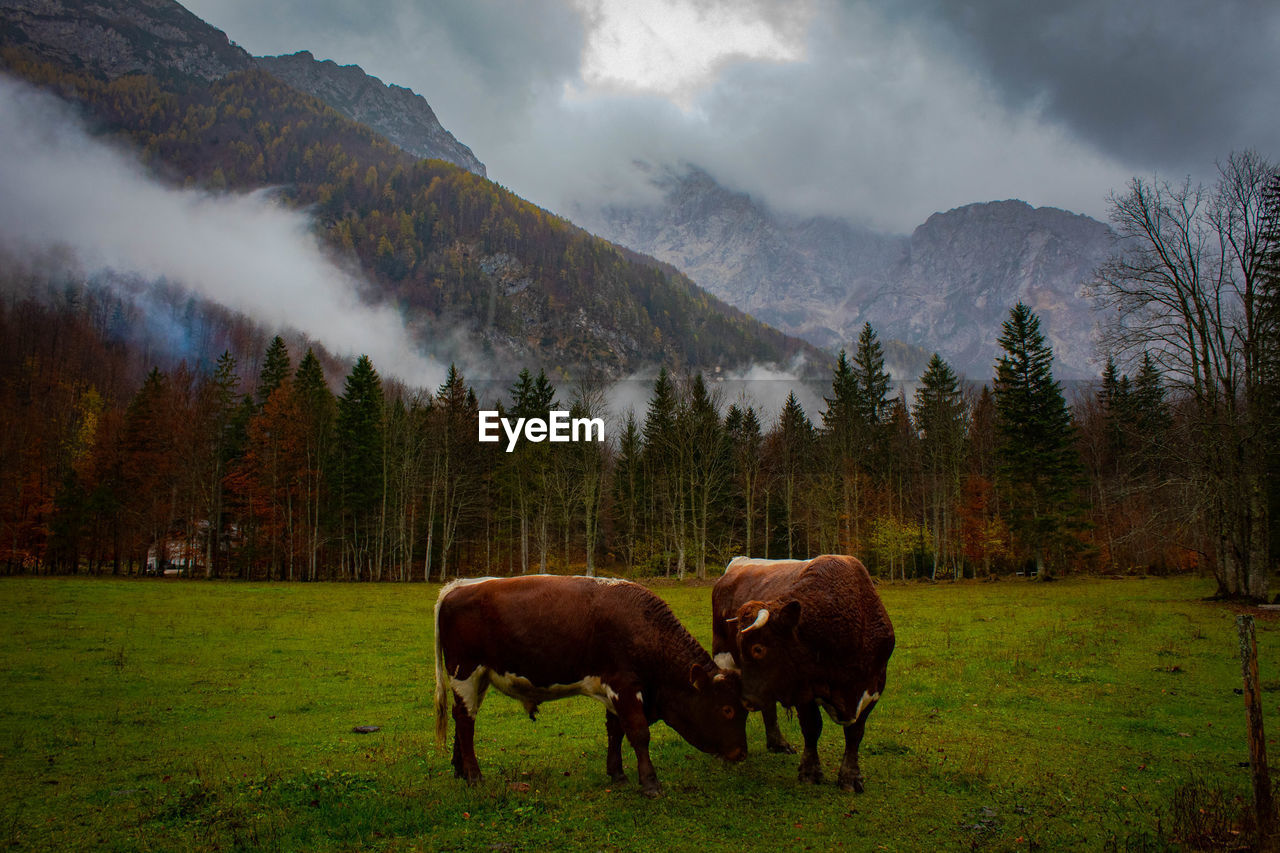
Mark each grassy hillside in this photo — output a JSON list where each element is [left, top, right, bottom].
[[0, 576, 1270, 850]]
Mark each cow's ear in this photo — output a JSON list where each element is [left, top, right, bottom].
[[776, 600, 802, 631], [689, 663, 710, 691]]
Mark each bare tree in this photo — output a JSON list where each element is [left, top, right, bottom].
[[1092, 151, 1275, 599]]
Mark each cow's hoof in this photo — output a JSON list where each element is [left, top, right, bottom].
[[837, 775, 864, 793], [767, 739, 797, 755], [609, 772, 628, 784], [640, 783, 663, 799], [798, 761, 824, 785]]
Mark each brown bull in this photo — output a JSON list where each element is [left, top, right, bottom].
[[712, 555, 894, 791], [434, 575, 748, 797]]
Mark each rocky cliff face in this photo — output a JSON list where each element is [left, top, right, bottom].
[[0, 0, 251, 79], [586, 168, 1114, 379], [880, 201, 1112, 381], [256, 51, 486, 178]]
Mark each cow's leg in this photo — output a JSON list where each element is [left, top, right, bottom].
[[762, 703, 796, 754], [605, 711, 627, 784], [796, 700, 824, 784], [615, 695, 660, 797], [837, 706, 874, 793], [450, 692, 482, 783]]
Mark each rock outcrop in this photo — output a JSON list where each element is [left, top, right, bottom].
[[0, 0, 251, 79], [256, 51, 486, 178]]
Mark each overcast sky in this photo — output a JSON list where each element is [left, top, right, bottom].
[[183, 0, 1279, 232]]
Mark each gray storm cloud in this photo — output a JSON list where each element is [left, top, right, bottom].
[[180, 0, 1278, 235], [0, 74, 448, 389]]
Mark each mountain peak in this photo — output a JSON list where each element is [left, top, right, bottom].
[[256, 51, 486, 178]]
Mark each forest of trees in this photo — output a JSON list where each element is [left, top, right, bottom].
[[3, 276, 1272, 600]]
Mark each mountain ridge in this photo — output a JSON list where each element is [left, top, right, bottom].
[[0, 0, 823, 379], [584, 167, 1115, 379]]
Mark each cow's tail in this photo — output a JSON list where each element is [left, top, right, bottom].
[[432, 582, 455, 750]]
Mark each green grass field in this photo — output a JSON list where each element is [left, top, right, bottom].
[[0, 575, 1273, 851]]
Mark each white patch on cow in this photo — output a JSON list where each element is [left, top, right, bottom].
[[726, 556, 809, 574], [854, 690, 880, 722], [487, 671, 621, 714], [586, 576, 630, 586], [743, 608, 769, 632], [436, 575, 500, 603], [450, 665, 490, 718], [819, 691, 882, 726], [713, 652, 739, 672]]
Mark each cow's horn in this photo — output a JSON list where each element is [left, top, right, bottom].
[[745, 608, 769, 631]]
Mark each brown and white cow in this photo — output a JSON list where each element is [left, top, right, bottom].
[[434, 575, 748, 797], [712, 555, 894, 792]]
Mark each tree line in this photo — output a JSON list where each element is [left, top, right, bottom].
[[0, 292, 1258, 598]]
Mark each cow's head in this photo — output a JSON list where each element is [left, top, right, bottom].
[[664, 663, 748, 762], [731, 598, 803, 709]]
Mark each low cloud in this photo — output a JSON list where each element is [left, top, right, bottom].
[[0, 74, 448, 389]]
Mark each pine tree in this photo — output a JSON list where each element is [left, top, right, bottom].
[[506, 368, 557, 573], [256, 336, 291, 407], [993, 303, 1084, 577], [851, 322, 892, 442], [642, 368, 683, 575], [428, 364, 480, 581], [1099, 356, 1134, 463], [913, 353, 967, 578], [294, 349, 335, 580], [203, 351, 242, 577], [772, 392, 814, 558], [683, 374, 728, 578], [822, 348, 859, 458], [612, 411, 644, 571], [334, 355, 384, 578], [725, 403, 763, 558]]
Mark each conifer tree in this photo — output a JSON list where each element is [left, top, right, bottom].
[[256, 336, 291, 407], [913, 353, 967, 577], [822, 348, 859, 458], [294, 349, 335, 580], [725, 403, 763, 558], [202, 351, 242, 577], [612, 411, 644, 571], [683, 374, 728, 578], [851, 322, 892, 445], [772, 391, 815, 558], [428, 364, 480, 581], [1099, 356, 1134, 463], [642, 368, 683, 575], [993, 303, 1084, 577], [334, 355, 383, 577], [506, 368, 557, 573]]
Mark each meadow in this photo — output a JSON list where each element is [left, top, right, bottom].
[[0, 575, 1273, 851]]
